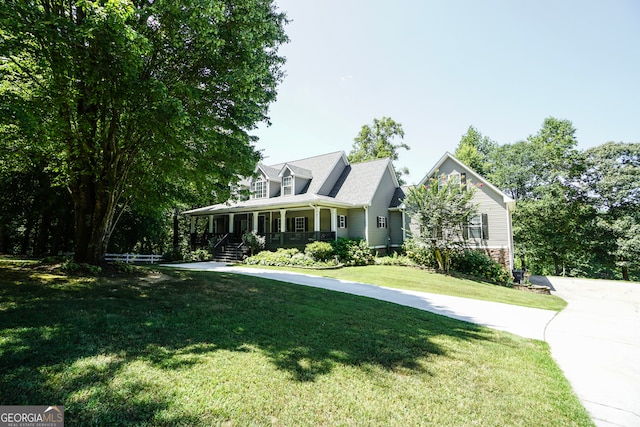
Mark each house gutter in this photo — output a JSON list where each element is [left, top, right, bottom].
[[506, 201, 515, 271]]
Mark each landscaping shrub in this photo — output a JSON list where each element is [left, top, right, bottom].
[[374, 253, 415, 266], [245, 248, 301, 266], [331, 238, 374, 266], [162, 247, 184, 262], [245, 248, 338, 268], [403, 239, 437, 268], [451, 250, 512, 286], [112, 260, 135, 274], [60, 259, 103, 275], [242, 231, 266, 255], [305, 241, 334, 261], [184, 249, 210, 262]]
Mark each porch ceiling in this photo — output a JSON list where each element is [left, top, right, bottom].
[[184, 195, 365, 216]]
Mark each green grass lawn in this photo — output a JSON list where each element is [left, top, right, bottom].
[[0, 258, 591, 426], [240, 264, 567, 311]]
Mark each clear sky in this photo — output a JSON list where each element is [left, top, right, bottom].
[[252, 0, 639, 184]]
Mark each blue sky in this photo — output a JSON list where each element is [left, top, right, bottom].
[[253, 0, 639, 184]]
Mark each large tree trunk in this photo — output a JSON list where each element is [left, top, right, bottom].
[[173, 208, 180, 249], [71, 176, 116, 265]]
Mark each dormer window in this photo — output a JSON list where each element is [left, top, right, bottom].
[[282, 176, 292, 196], [252, 177, 266, 199]]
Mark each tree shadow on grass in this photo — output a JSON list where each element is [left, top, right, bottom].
[[0, 265, 495, 425]]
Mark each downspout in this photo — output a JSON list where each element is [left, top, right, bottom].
[[506, 201, 515, 272], [364, 206, 369, 246]]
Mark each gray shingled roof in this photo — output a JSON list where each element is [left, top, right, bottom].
[[330, 158, 392, 205], [267, 151, 346, 195], [280, 164, 313, 179], [389, 186, 407, 208], [184, 151, 395, 215], [257, 164, 281, 181]]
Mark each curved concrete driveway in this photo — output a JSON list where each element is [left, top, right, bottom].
[[164, 263, 640, 426], [531, 276, 640, 427], [165, 262, 556, 340]]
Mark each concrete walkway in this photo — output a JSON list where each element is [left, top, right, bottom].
[[531, 275, 640, 427]]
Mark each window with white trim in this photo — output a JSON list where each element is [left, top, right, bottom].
[[377, 216, 387, 229], [465, 214, 489, 239], [295, 217, 306, 232], [338, 215, 347, 228], [252, 178, 266, 199], [282, 176, 292, 196]]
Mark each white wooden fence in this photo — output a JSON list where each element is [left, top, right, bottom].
[[104, 253, 164, 264]]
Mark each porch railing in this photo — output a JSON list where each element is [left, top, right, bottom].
[[190, 232, 227, 250], [211, 233, 231, 257], [264, 231, 336, 249], [190, 231, 336, 251]]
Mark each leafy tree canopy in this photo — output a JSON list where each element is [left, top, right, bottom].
[[582, 142, 640, 212], [0, 0, 289, 263], [403, 174, 477, 272], [348, 116, 410, 184], [454, 125, 496, 177]]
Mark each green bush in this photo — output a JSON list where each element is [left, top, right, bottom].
[[450, 250, 512, 286], [112, 261, 135, 274], [245, 248, 339, 268], [245, 248, 301, 266], [403, 239, 437, 268], [162, 247, 184, 262], [374, 253, 415, 266], [242, 231, 266, 255], [305, 241, 334, 261], [331, 238, 374, 266], [60, 260, 102, 275], [185, 249, 210, 262]]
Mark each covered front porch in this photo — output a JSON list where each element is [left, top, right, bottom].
[[188, 205, 340, 251]]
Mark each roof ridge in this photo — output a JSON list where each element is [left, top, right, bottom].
[[267, 150, 345, 168]]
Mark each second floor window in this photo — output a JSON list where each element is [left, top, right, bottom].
[[252, 178, 266, 199], [282, 176, 292, 196]]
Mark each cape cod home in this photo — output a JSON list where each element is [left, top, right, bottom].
[[184, 151, 515, 269]]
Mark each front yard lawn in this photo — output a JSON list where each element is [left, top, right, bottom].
[[0, 259, 590, 426], [241, 264, 568, 311]]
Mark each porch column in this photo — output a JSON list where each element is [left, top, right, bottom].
[[229, 213, 234, 234], [401, 210, 406, 242], [313, 206, 320, 232], [279, 209, 287, 246], [253, 211, 259, 233], [190, 216, 196, 233], [330, 208, 337, 240], [209, 215, 214, 233]]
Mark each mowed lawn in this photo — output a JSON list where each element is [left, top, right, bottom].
[[241, 264, 567, 311], [0, 259, 592, 426]]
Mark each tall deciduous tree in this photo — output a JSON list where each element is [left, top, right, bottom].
[[582, 142, 640, 280], [404, 174, 477, 272], [454, 125, 496, 177], [348, 117, 410, 184], [0, 0, 288, 264], [487, 118, 585, 274]]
